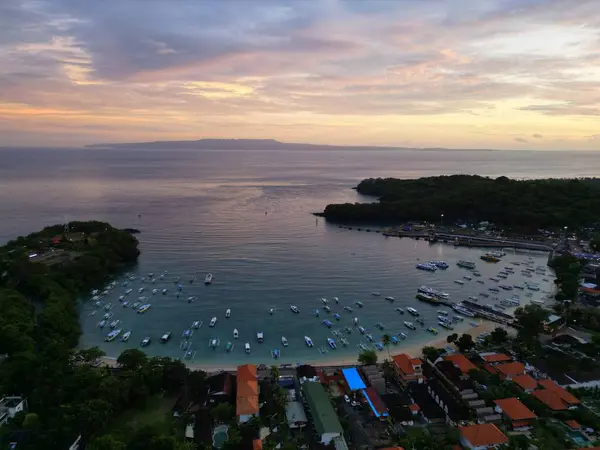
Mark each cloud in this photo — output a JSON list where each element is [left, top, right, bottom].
[[514, 137, 529, 143], [532, 134, 543, 138], [1, 0, 600, 148]]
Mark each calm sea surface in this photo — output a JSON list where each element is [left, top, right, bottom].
[[1, 147, 596, 366]]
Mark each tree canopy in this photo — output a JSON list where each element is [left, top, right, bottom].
[[322, 175, 600, 231], [358, 349, 378, 365]]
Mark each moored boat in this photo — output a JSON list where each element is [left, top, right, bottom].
[[225, 308, 231, 318], [304, 336, 313, 347], [245, 342, 251, 353], [140, 337, 151, 347], [290, 305, 300, 314], [457, 260, 476, 269], [344, 306, 353, 312], [416, 263, 437, 272], [281, 336, 288, 346], [327, 338, 336, 349], [404, 321, 416, 330], [323, 320, 333, 328], [257, 332, 264, 343], [105, 329, 122, 342], [406, 307, 419, 316], [204, 273, 213, 284], [355, 301, 364, 308], [209, 317, 217, 327], [233, 329, 239, 339], [385, 296, 395, 301], [395, 307, 404, 314], [225, 342, 234, 352], [272, 348, 280, 359], [121, 331, 131, 342], [161, 331, 172, 343]]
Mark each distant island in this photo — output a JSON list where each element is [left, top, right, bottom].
[[87, 138, 457, 151], [321, 175, 600, 231]]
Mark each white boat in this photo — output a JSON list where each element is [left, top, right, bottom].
[[105, 329, 122, 342], [257, 332, 264, 343], [152, 289, 158, 295], [204, 273, 213, 284], [290, 305, 300, 314], [269, 308, 274, 315], [138, 287, 144, 293], [121, 331, 131, 342], [245, 342, 251, 353], [233, 329, 239, 339], [385, 296, 395, 301], [353, 317, 359, 325], [531, 299, 545, 305], [452, 304, 475, 317], [281, 336, 288, 347], [454, 279, 465, 285], [372, 292, 381, 296], [91, 289, 99, 295], [109, 319, 120, 328], [125, 289, 133, 295], [161, 332, 172, 343], [209, 338, 219, 349], [137, 304, 151, 314], [404, 321, 416, 330], [320, 298, 328, 304], [406, 307, 419, 316], [333, 297, 339, 303], [192, 321, 202, 329], [162, 289, 168, 295], [225, 309, 231, 318], [118, 295, 125, 301], [140, 337, 151, 347], [304, 336, 313, 347], [463, 275, 472, 281], [209, 317, 217, 327]]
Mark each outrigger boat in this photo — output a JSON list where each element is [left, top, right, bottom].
[[225, 342, 234, 352], [272, 348, 280, 359], [121, 331, 131, 342]]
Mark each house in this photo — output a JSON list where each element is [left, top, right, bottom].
[[206, 372, 236, 403], [444, 354, 477, 375], [479, 352, 511, 364], [361, 365, 386, 394], [392, 354, 423, 384], [0, 396, 27, 426], [532, 379, 581, 411], [493, 398, 536, 430], [495, 362, 525, 380], [426, 377, 471, 425], [458, 423, 508, 449], [237, 364, 259, 423], [302, 382, 343, 444], [361, 387, 389, 419], [511, 374, 538, 392], [285, 401, 308, 429], [297, 364, 319, 382], [565, 420, 582, 431]]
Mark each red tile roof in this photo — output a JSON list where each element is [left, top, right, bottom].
[[364, 387, 388, 416], [410, 358, 422, 365], [393, 354, 416, 375], [444, 354, 477, 374], [253, 439, 262, 450], [496, 362, 525, 377], [483, 363, 498, 375], [237, 364, 259, 416], [566, 420, 581, 429], [512, 374, 538, 390], [481, 353, 511, 363], [532, 389, 568, 411], [494, 398, 537, 421], [459, 424, 508, 447], [538, 379, 580, 405], [409, 403, 420, 412]]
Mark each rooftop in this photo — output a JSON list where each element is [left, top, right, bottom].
[[393, 353, 417, 376], [479, 352, 511, 363], [566, 420, 581, 429], [237, 364, 259, 416], [459, 424, 508, 447], [341, 368, 367, 392], [494, 398, 537, 421], [496, 362, 525, 377], [285, 401, 307, 425], [302, 382, 343, 435], [444, 354, 477, 374], [537, 379, 580, 405], [532, 389, 568, 411], [512, 374, 538, 391], [362, 387, 388, 418]]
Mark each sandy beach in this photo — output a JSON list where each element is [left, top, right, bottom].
[[100, 319, 511, 373]]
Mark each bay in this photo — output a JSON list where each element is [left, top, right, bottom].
[[0, 147, 590, 366]]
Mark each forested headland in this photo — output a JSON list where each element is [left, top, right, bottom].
[[0, 222, 190, 449], [321, 175, 600, 231]]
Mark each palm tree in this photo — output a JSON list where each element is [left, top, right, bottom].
[[381, 333, 392, 361]]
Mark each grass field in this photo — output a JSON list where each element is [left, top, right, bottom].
[[111, 394, 178, 438]]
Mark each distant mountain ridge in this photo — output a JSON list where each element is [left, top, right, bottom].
[[86, 138, 422, 151]]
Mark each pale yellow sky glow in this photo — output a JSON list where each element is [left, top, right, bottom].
[[0, 0, 599, 149]]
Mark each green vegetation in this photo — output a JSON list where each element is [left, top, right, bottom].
[[322, 175, 600, 231], [0, 222, 198, 449], [514, 304, 549, 345], [549, 253, 583, 301], [358, 349, 378, 365]]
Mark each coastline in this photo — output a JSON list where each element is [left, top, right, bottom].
[[100, 320, 507, 373]]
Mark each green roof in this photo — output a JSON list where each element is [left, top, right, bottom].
[[302, 382, 343, 435]]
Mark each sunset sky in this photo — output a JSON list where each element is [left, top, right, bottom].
[[1, 0, 599, 150]]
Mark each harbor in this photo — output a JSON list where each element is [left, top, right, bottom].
[[80, 237, 554, 366]]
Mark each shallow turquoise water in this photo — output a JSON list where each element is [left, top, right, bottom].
[[0, 147, 562, 366]]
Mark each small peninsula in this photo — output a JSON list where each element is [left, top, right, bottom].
[[321, 175, 600, 231], [0, 221, 140, 448]]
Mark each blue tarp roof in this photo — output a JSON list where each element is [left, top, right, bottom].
[[342, 368, 366, 391]]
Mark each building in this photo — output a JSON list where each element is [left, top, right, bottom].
[[458, 424, 508, 449], [392, 354, 423, 384], [444, 354, 477, 375], [511, 374, 538, 392], [495, 362, 525, 380], [532, 379, 581, 411], [493, 398, 537, 430], [0, 396, 27, 426], [297, 364, 319, 381], [341, 367, 367, 392], [479, 352, 511, 364], [361, 387, 389, 419], [206, 372, 236, 403], [237, 364, 259, 423], [302, 382, 343, 444], [361, 365, 386, 394], [285, 401, 308, 429]]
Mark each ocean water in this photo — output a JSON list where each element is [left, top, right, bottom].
[[0, 147, 592, 366]]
